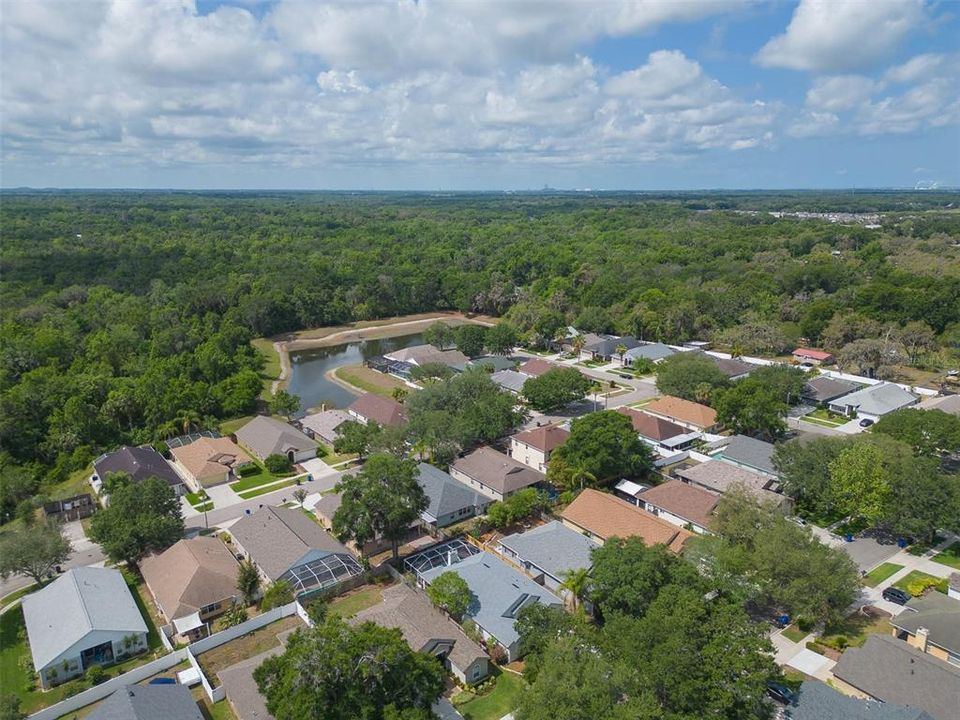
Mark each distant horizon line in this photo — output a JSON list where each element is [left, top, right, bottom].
[[2, 186, 958, 194]]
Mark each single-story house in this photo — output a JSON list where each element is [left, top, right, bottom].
[[297, 408, 352, 445], [229, 505, 363, 599], [583, 335, 641, 362], [616, 407, 697, 449], [417, 462, 491, 528], [638, 479, 719, 534], [645, 395, 719, 432], [43, 494, 96, 523], [828, 382, 919, 420], [22, 567, 148, 688], [450, 447, 546, 502], [87, 684, 204, 720], [491, 369, 529, 394], [831, 635, 960, 720], [517, 358, 558, 377], [706, 354, 754, 380], [460, 356, 517, 373], [561, 489, 692, 553], [919, 394, 960, 416], [218, 648, 281, 720], [352, 583, 490, 685], [417, 550, 563, 662], [676, 460, 790, 511], [706, 434, 778, 478], [235, 415, 317, 464], [562, 332, 603, 355], [385, 344, 470, 368], [623, 342, 676, 366], [497, 520, 599, 593], [169, 436, 253, 490], [793, 347, 834, 365], [509, 424, 569, 473], [891, 591, 960, 667], [140, 537, 241, 642], [802, 376, 862, 405], [347, 393, 407, 427], [787, 680, 934, 720], [93, 445, 186, 496]]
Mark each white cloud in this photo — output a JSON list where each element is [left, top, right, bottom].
[[806, 76, 882, 112], [756, 0, 926, 72], [786, 111, 840, 138], [885, 53, 948, 83]]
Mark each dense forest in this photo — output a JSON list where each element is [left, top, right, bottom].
[[1, 191, 959, 519]]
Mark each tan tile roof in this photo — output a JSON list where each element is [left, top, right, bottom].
[[638, 479, 719, 529], [512, 425, 569, 453], [517, 358, 558, 377], [170, 437, 252, 481], [452, 447, 544, 495], [561, 489, 691, 552], [616, 408, 687, 441], [645, 395, 717, 429], [347, 393, 407, 427], [140, 537, 240, 621]]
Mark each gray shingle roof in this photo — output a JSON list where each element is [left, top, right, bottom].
[[22, 567, 147, 671], [832, 635, 960, 720], [677, 460, 783, 504], [583, 335, 641, 357], [491, 369, 528, 393], [787, 680, 933, 720], [712, 434, 778, 476], [299, 409, 352, 443], [94, 446, 183, 488], [417, 463, 486, 523], [87, 684, 204, 720], [893, 591, 960, 655], [235, 415, 315, 460], [419, 551, 562, 650], [802, 376, 862, 403], [624, 343, 676, 362], [451, 447, 545, 495], [830, 382, 918, 416], [498, 521, 598, 581]]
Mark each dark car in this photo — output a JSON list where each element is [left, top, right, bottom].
[[765, 682, 795, 705], [859, 418, 874, 428], [882, 587, 911, 605]]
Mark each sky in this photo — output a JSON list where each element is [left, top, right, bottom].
[[1, 0, 958, 190]]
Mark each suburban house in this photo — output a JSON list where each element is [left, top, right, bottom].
[[706, 434, 779, 478], [169, 436, 253, 490], [88, 684, 204, 720], [140, 537, 241, 642], [459, 356, 517, 373], [638, 479, 719, 534], [298, 408, 352, 445], [831, 635, 960, 720], [347, 392, 407, 427], [384, 344, 470, 368], [645, 395, 719, 432], [498, 520, 599, 593], [352, 583, 490, 685], [802, 375, 862, 405], [612, 479, 652, 506], [890, 592, 960, 667], [235, 415, 317, 464], [582, 335, 640, 362], [793, 347, 834, 365], [563, 331, 603, 356], [828, 382, 919, 420], [517, 358, 558, 377], [22, 567, 148, 689], [676, 460, 790, 511], [705, 354, 754, 380], [616, 407, 698, 450], [312, 491, 422, 556], [490, 368, 529, 394], [787, 680, 934, 720], [417, 550, 563, 662], [93, 445, 186, 496], [919, 394, 960, 415], [561, 489, 692, 553], [417, 462, 491, 528], [623, 342, 676, 366], [229, 505, 363, 599], [509, 424, 569, 473], [450, 447, 545, 502]]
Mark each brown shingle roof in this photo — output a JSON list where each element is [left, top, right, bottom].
[[677, 460, 783, 504], [140, 537, 239, 621], [452, 447, 544, 495], [512, 425, 569, 453], [517, 358, 557, 377], [347, 393, 407, 427], [645, 395, 717, 429], [170, 437, 252, 482], [561, 489, 691, 552], [638, 479, 719, 529], [616, 408, 687, 441]]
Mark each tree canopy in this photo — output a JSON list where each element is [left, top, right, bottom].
[[654, 352, 729, 402], [522, 367, 592, 412], [547, 411, 652, 491], [0, 521, 72, 586], [425, 571, 472, 621]]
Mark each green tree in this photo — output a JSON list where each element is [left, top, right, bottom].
[[88, 476, 183, 567], [521, 367, 592, 412], [570, 334, 587, 357], [882, 451, 959, 544], [254, 617, 444, 720], [547, 411, 652, 491], [333, 454, 427, 560], [261, 580, 294, 610], [423, 322, 454, 350], [0, 694, 25, 720], [333, 421, 380, 460], [485, 488, 544, 529], [265, 453, 293, 474], [217, 603, 248, 630], [0, 521, 72, 586], [559, 567, 590, 611], [425, 571, 472, 620], [654, 352, 728, 401], [515, 604, 590, 682], [390, 386, 408, 403], [237, 559, 261, 604], [829, 443, 891, 526], [454, 325, 487, 357], [269, 391, 301, 419], [714, 380, 789, 441], [873, 408, 960, 457], [408, 362, 454, 382], [773, 436, 849, 518], [485, 322, 518, 355]]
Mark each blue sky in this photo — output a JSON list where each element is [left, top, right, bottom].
[[2, 1, 957, 190]]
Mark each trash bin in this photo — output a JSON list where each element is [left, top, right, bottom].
[[897, 538, 907, 548], [845, 533, 854, 542]]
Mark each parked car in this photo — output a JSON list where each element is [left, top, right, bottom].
[[765, 681, 796, 705], [859, 418, 874, 427], [882, 587, 911, 605]]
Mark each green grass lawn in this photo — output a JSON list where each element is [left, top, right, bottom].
[[908, 534, 946, 556], [817, 611, 892, 650], [862, 562, 904, 588], [219, 416, 254, 436], [893, 570, 948, 596], [45, 465, 95, 501], [932, 542, 960, 570], [229, 464, 295, 493], [327, 586, 385, 619], [781, 625, 808, 643], [185, 492, 214, 512], [0, 583, 39, 608], [456, 671, 525, 720], [803, 408, 847, 426], [252, 338, 281, 400], [333, 364, 406, 398], [318, 443, 357, 466], [236, 478, 300, 500]]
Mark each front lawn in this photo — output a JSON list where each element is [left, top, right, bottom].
[[236, 477, 301, 500], [908, 534, 946, 556], [893, 570, 948, 596], [455, 671, 525, 720], [932, 542, 960, 570], [781, 625, 808, 643], [817, 608, 892, 651], [252, 338, 281, 400], [229, 464, 295, 493], [802, 408, 847, 427], [185, 492, 214, 512], [862, 562, 904, 588]]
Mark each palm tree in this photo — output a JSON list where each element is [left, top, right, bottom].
[[560, 567, 590, 611], [391, 386, 408, 403], [693, 382, 714, 405], [570, 466, 596, 492], [571, 334, 587, 359], [155, 420, 179, 440], [411, 438, 429, 462], [730, 343, 745, 359], [552, 327, 569, 351], [615, 343, 628, 366], [173, 409, 201, 435]]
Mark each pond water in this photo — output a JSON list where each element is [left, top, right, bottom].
[[286, 332, 425, 414]]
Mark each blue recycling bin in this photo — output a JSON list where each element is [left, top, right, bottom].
[[307, 474, 313, 482], [777, 614, 790, 628], [897, 538, 907, 548], [845, 533, 854, 542]]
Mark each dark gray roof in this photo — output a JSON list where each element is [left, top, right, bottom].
[[709, 354, 755, 378], [584, 335, 640, 356], [832, 635, 960, 720], [498, 521, 599, 581], [893, 592, 960, 655], [803, 375, 861, 403], [787, 680, 933, 720], [94, 446, 183, 488], [88, 684, 203, 720], [490, 369, 528, 393], [469, 356, 518, 372], [829, 382, 918, 416], [235, 415, 315, 459], [417, 463, 486, 522], [713, 435, 778, 476], [624, 343, 676, 362]]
